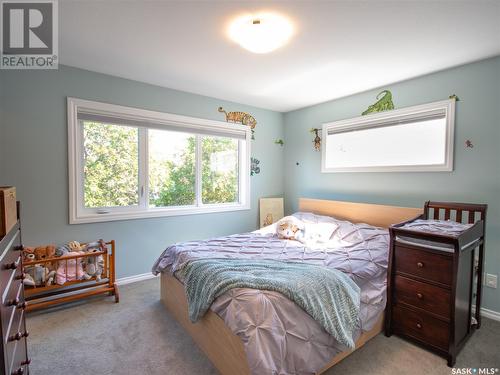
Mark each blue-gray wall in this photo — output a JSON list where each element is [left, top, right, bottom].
[[0, 65, 284, 278], [283, 56, 500, 312], [1, 57, 499, 312]]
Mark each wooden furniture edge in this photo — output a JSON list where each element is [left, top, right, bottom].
[[161, 273, 384, 375], [299, 198, 422, 228], [25, 240, 119, 312], [161, 272, 249, 375]]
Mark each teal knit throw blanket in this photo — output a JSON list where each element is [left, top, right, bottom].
[[180, 258, 361, 349]]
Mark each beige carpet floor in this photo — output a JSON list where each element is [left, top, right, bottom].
[[27, 278, 500, 375]]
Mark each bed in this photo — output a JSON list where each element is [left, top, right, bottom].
[[154, 198, 422, 375]]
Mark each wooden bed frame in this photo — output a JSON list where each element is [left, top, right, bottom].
[[160, 198, 422, 375]]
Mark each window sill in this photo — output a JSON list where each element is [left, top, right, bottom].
[[70, 203, 251, 224]]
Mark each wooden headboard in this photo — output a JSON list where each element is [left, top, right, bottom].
[[298, 198, 422, 228]]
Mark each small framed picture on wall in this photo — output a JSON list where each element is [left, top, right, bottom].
[[259, 198, 284, 228]]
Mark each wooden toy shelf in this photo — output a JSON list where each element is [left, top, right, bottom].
[[23, 240, 119, 312]]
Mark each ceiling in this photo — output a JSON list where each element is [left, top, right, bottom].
[[60, 1, 500, 112]]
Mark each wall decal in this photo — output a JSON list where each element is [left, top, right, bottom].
[[465, 140, 474, 148], [250, 157, 261, 176], [274, 139, 284, 146], [218, 107, 257, 139], [362, 90, 394, 115], [310, 128, 321, 151], [449, 94, 460, 101]]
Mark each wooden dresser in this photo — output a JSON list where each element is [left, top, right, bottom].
[[0, 220, 30, 375], [385, 201, 487, 367]]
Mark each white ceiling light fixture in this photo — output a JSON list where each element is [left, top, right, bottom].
[[228, 12, 294, 54]]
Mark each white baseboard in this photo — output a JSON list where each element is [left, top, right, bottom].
[[478, 307, 500, 322], [116, 272, 158, 286]]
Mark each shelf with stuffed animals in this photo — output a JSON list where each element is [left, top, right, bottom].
[[21, 239, 119, 311]]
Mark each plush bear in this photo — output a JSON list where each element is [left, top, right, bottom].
[[34, 245, 56, 260], [22, 247, 35, 262], [276, 216, 305, 242], [82, 240, 105, 282], [22, 246, 56, 287]]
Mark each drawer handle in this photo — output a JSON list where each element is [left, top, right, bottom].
[[12, 368, 24, 375], [3, 261, 18, 270], [17, 301, 27, 310], [416, 262, 424, 268], [6, 298, 20, 307], [8, 332, 23, 342], [416, 323, 422, 329], [416, 293, 423, 299]]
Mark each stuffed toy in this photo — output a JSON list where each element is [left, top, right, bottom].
[[276, 216, 305, 242], [55, 244, 71, 257], [21, 245, 57, 287], [24, 264, 56, 287], [22, 247, 35, 262], [34, 245, 56, 260], [82, 240, 105, 282], [68, 241, 85, 252], [55, 240, 87, 285]]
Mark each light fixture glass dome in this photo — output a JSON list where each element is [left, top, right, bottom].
[[228, 13, 294, 54]]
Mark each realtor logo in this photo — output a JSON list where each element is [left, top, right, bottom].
[[1, 0, 58, 69]]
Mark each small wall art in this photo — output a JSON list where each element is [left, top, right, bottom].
[[251, 157, 260, 176], [362, 90, 394, 115], [310, 128, 321, 151], [218, 107, 257, 139], [259, 197, 284, 228]]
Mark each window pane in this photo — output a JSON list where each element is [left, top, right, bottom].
[[202, 136, 239, 204], [325, 118, 447, 169], [83, 121, 139, 208], [149, 129, 195, 207]]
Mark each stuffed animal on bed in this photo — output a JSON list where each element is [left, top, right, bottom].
[[276, 216, 305, 242]]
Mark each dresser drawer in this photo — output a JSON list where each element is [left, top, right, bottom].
[[394, 275, 451, 319], [393, 305, 449, 350], [1, 278, 23, 333], [5, 307, 27, 374], [394, 245, 452, 286]]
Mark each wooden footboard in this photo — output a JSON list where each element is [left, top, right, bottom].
[[161, 272, 250, 375], [161, 273, 384, 375]]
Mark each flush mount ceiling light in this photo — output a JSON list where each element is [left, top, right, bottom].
[[228, 13, 294, 54]]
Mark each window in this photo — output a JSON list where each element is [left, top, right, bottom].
[[321, 99, 455, 173], [68, 98, 251, 224]]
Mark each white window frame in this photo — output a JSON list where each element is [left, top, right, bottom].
[[321, 99, 455, 173], [68, 97, 251, 224]]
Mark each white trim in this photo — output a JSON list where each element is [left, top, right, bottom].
[[67, 97, 251, 224], [321, 99, 455, 173], [472, 305, 500, 322], [116, 272, 158, 286]]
